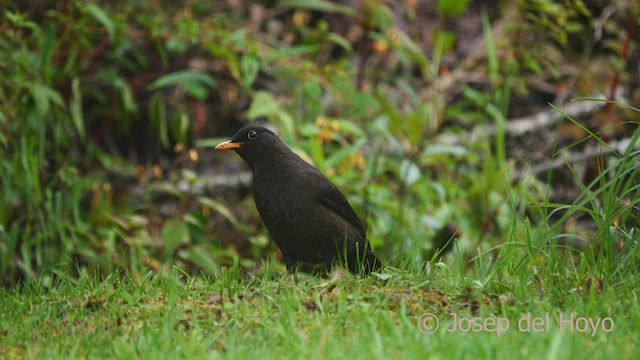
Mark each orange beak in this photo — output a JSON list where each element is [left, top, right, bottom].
[[215, 141, 242, 150]]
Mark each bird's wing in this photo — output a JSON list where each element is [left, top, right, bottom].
[[309, 169, 367, 239]]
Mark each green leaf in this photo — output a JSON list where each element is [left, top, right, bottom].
[[436, 0, 470, 17], [5, 11, 39, 31], [334, 119, 365, 137], [172, 110, 190, 144], [246, 91, 295, 138], [27, 83, 64, 116], [375, 93, 404, 132], [388, 29, 429, 78], [198, 197, 252, 232], [163, 219, 189, 258], [147, 70, 216, 100], [399, 160, 421, 186], [86, 4, 114, 40], [324, 138, 366, 169], [247, 91, 281, 119], [325, 33, 353, 53], [120, 81, 138, 113], [241, 55, 260, 87], [149, 95, 169, 148], [370, 3, 394, 32], [272, 45, 321, 58], [181, 246, 218, 273], [40, 24, 56, 82], [183, 83, 208, 100], [281, 0, 357, 17], [481, 10, 498, 87], [422, 143, 469, 158], [373, 272, 392, 280], [70, 78, 85, 140], [166, 38, 189, 53]]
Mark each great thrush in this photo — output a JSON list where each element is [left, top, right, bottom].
[[215, 125, 381, 274]]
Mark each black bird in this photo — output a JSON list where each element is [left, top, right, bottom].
[[215, 125, 381, 275]]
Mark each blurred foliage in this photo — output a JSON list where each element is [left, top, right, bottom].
[[0, 0, 637, 286]]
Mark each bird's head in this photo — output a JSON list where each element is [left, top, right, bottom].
[[215, 125, 286, 165]]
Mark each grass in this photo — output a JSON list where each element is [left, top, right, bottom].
[[2, 234, 638, 359]]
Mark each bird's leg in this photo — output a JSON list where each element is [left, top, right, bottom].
[[283, 253, 299, 272], [281, 254, 301, 284]]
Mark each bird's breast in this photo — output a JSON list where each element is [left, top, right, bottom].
[[253, 170, 321, 230], [253, 172, 307, 217]]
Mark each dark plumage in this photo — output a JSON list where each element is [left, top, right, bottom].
[[215, 125, 381, 275]]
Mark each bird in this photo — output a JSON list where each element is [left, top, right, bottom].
[[215, 125, 381, 275]]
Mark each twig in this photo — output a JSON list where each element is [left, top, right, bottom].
[[513, 136, 637, 180]]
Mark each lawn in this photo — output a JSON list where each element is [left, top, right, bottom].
[[2, 235, 639, 359]]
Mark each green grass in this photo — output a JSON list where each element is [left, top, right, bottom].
[[2, 239, 638, 359]]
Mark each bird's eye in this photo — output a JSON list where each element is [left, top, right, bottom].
[[247, 130, 258, 140]]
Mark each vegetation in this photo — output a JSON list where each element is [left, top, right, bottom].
[[2, 257, 639, 358], [1, 0, 638, 358]]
